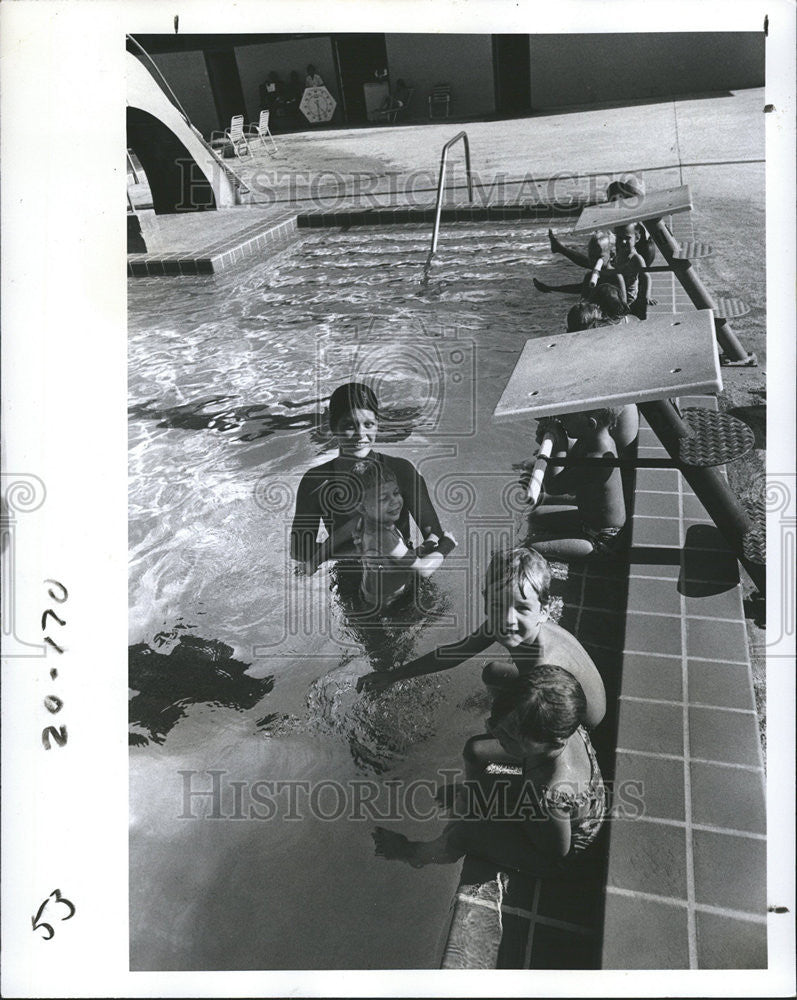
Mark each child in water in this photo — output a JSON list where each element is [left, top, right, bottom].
[[290, 382, 445, 575], [372, 666, 606, 873], [354, 461, 457, 611], [357, 546, 606, 731], [527, 408, 627, 560]]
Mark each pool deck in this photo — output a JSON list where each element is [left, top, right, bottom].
[[440, 209, 766, 970], [128, 90, 769, 970]]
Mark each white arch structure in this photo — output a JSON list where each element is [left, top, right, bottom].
[[126, 51, 238, 210]]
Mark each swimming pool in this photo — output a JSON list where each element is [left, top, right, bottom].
[[128, 219, 591, 969]]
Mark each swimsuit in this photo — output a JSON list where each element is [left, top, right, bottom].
[[484, 726, 606, 854], [582, 523, 624, 555], [355, 520, 415, 607], [614, 257, 640, 304], [540, 726, 606, 852], [290, 451, 441, 563], [528, 520, 624, 556]]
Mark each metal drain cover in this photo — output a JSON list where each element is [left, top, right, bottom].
[[675, 241, 714, 259], [714, 296, 751, 319], [678, 408, 755, 467]]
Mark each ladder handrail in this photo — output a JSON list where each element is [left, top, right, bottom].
[[428, 131, 474, 260]]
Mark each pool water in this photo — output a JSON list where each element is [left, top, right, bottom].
[[128, 220, 583, 969]]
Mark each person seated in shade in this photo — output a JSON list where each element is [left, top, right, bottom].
[[525, 409, 627, 560], [371, 666, 607, 875], [353, 460, 456, 611], [357, 546, 606, 731], [380, 78, 410, 113], [260, 71, 284, 114], [304, 64, 324, 88], [290, 382, 445, 575]]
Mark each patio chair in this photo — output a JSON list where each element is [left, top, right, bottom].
[[210, 115, 252, 159], [244, 109, 279, 154], [428, 83, 451, 119], [374, 88, 414, 124]]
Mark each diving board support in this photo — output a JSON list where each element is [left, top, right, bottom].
[[644, 216, 756, 366]]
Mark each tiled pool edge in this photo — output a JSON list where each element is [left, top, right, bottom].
[[602, 395, 767, 970], [127, 211, 299, 276], [602, 210, 765, 969], [439, 397, 766, 970], [126, 201, 586, 276], [296, 202, 584, 228]]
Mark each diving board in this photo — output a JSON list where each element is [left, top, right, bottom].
[[493, 312, 721, 422], [572, 184, 692, 235], [492, 309, 762, 590]]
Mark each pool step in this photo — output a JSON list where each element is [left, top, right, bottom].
[[127, 213, 299, 276], [441, 858, 601, 969]]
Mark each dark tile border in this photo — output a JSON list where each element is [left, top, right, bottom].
[[128, 213, 299, 277]]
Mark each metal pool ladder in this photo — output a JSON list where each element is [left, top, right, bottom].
[[422, 131, 475, 281]]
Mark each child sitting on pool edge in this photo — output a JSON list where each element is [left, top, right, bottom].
[[526, 408, 627, 560], [354, 460, 457, 612], [535, 221, 656, 321], [357, 546, 606, 732], [371, 666, 606, 874], [547, 175, 656, 269], [609, 222, 653, 319]]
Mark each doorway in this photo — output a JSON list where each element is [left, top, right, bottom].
[[493, 35, 532, 115], [205, 49, 247, 128], [333, 34, 389, 123]]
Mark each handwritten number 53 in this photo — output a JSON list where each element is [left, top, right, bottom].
[[31, 889, 75, 940]]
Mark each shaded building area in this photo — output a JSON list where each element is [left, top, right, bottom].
[[131, 31, 764, 135]]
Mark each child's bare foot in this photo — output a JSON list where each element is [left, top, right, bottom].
[[548, 228, 565, 255]]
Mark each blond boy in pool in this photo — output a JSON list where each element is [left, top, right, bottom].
[[357, 547, 605, 730]]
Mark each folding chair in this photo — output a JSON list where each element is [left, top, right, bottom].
[[210, 115, 252, 159], [374, 88, 414, 124], [245, 109, 278, 154], [428, 84, 451, 119]]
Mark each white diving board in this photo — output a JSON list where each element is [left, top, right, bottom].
[[493, 312, 722, 422], [572, 184, 693, 235]]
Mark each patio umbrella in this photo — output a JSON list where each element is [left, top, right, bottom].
[[299, 86, 337, 124]]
